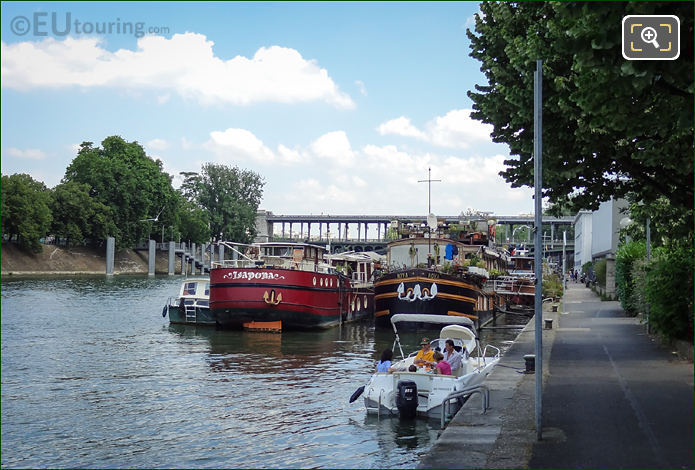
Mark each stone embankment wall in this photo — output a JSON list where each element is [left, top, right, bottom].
[[1, 243, 180, 276]]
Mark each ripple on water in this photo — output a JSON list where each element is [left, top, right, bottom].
[[2, 276, 526, 468]]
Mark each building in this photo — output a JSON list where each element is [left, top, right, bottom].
[[573, 198, 628, 298], [573, 211, 592, 272]]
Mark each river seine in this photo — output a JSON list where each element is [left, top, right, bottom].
[[1, 276, 527, 468]]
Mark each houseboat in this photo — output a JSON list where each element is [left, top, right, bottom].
[[209, 242, 371, 330], [163, 278, 214, 325], [373, 219, 509, 329]]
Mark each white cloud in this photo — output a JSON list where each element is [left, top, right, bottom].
[[1, 34, 355, 109], [310, 131, 355, 167], [375, 109, 493, 148], [5, 147, 47, 160], [426, 109, 493, 148], [355, 79, 367, 96], [180, 137, 193, 150], [146, 138, 170, 150], [376, 117, 426, 139], [204, 128, 309, 166], [206, 128, 275, 163], [276, 145, 306, 165]]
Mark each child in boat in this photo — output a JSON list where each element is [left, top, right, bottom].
[[376, 348, 393, 373], [433, 351, 452, 375]]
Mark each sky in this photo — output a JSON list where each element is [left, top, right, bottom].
[[1, 1, 535, 221]]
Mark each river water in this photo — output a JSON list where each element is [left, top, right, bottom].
[[1, 276, 528, 469]]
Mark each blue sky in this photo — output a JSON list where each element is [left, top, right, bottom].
[[1, 1, 534, 222]]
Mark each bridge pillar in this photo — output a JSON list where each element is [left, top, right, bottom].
[[105, 236, 115, 275], [308, 222, 311, 241], [357, 223, 361, 241], [148, 239, 156, 276], [168, 241, 175, 275], [344, 223, 348, 241]]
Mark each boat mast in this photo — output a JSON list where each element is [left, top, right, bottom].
[[418, 167, 441, 264]]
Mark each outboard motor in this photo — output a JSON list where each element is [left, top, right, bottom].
[[396, 380, 418, 419]]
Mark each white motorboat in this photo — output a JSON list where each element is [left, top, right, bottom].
[[359, 314, 500, 420]]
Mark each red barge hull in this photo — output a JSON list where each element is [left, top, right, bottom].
[[210, 267, 373, 330]]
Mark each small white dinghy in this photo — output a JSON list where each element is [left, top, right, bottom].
[[359, 314, 500, 420]]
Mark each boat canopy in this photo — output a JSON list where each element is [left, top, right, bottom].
[[389, 314, 478, 359], [390, 313, 475, 328]]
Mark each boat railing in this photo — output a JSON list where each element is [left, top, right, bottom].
[[211, 257, 333, 274], [480, 344, 500, 366], [440, 384, 490, 429]]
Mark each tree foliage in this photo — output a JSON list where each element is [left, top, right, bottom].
[[50, 181, 116, 246], [642, 244, 694, 341], [181, 163, 264, 243], [615, 240, 647, 316], [63, 136, 178, 248], [1, 173, 52, 253], [467, 2, 693, 220]]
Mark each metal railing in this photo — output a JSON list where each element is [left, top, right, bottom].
[[440, 384, 490, 429]]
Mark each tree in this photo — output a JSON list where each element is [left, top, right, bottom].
[[50, 181, 116, 246], [63, 136, 178, 248], [176, 197, 210, 244], [467, 2, 693, 227], [181, 163, 264, 243], [1, 173, 52, 253]]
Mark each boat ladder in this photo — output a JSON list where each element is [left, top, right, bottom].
[[184, 303, 197, 322], [440, 384, 490, 429]]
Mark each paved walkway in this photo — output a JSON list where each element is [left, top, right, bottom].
[[530, 282, 693, 469], [419, 282, 694, 469]]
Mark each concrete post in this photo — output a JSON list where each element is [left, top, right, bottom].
[[605, 254, 616, 298], [219, 244, 224, 266], [191, 243, 196, 274], [148, 239, 156, 276], [168, 241, 175, 275], [200, 243, 205, 273], [106, 237, 115, 275]]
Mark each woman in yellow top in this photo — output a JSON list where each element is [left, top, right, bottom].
[[413, 338, 435, 367]]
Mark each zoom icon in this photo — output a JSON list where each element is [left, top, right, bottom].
[[622, 15, 680, 60]]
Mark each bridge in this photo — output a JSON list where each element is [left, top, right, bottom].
[[255, 211, 575, 261]]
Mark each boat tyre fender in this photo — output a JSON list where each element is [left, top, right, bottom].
[[162, 305, 168, 318], [349, 385, 365, 403]]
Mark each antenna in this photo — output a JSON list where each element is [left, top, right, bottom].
[[418, 167, 442, 263], [418, 167, 441, 215]]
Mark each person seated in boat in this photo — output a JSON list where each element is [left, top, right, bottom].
[[376, 348, 394, 373], [443, 339, 464, 372], [408, 365, 417, 372], [413, 338, 435, 368], [433, 351, 452, 375]]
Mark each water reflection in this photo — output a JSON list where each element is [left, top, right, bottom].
[[2, 276, 527, 469]]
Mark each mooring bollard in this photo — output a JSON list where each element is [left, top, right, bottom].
[[544, 318, 553, 329], [523, 354, 535, 373], [552, 304, 558, 312]]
